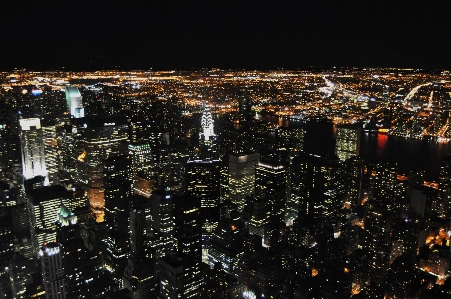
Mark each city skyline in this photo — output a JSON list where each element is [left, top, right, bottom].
[[2, 1, 451, 298]]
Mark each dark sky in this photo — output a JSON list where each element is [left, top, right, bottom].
[[1, 1, 450, 71]]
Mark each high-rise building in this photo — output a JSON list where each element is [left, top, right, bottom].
[[26, 186, 71, 259], [104, 155, 133, 229], [9, 252, 29, 299], [74, 117, 129, 222], [207, 219, 244, 275], [335, 124, 361, 161], [152, 190, 175, 258], [40, 242, 66, 299], [185, 156, 221, 219], [289, 153, 345, 224], [228, 152, 259, 213], [200, 104, 215, 143], [255, 161, 286, 225], [19, 118, 47, 182], [0, 207, 14, 265], [41, 119, 59, 185], [367, 161, 397, 211], [158, 254, 188, 299], [65, 86, 84, 118], [55, 204, 84, 299], [173, 194, 202, 298], [344, 156, 365, 211], [439, 155, 451, 211], [128, 143, 153, 188]]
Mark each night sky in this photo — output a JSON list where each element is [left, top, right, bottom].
[[1, 1, 450, 71]]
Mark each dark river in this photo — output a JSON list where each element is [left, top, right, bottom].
[[257, 114, 451, 181]]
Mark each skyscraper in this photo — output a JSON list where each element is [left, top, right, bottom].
[[40, 242, 66, 299], [368, 161, 397, 211], [65, 86, 84, 118], [255, 161, 287, 225], [335, 124, 361, 161], [228, 152, 259, 213], [200, 104, 214, 143], [74, 117, 129, 222], [152, 190, 175, 258], [19, 118, 47, 182], [26, 186, 71, 259], [289, 153, 345, 224], [185, 156, 221, 219]]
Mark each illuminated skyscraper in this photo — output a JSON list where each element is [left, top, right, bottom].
[[344, 156, 365, 211], [289, 153, 345, 223], [185, 156, 221, 218], [200, 104, 214, 143], [439, 155, 451, 211], [228, 152, 259, 213], [367, 161, 397, 211], [40, 242, 66, 299], [74, 117, 129, 222], [26, 186, 71, 259], [104, 155, 132, 229], [255, 162, 286, 225], [41, 119, 59, 185], [19, 118, 47, 182], [9, 252, 29, 299], [335, 124, 361, 161], [152, 190, 175, 257], [65, 86, 84, 118]]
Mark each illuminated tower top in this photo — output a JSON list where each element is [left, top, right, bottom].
[[65, 86, 84, 118], [201, 103, 214, 142]]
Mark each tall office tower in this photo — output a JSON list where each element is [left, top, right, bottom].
[[439, 155, 451, 211], [123, 207, 156, 298], [26, 186, 70, 259], [56, 124, 76, 184], [289, 153, 345, 224], [243, 195, 267, 240], [335, 124, 361, 161], [102, 155, 132, 286], [207, 219, 244, 275], [128, 143, 154, 200], [368, 161, 397, 211], [74, 117, 129, 222], [2, 132, 22, 187], [103, 155, 133, 229], [363, 206, 393, 281], [173, 195, 202, 298], [55, 205, 84, 299], [0, 207, 14, 265], [228, 152, 259, 213], [41, 119, 59, 185], [344, 156, 364, 211], [255, 161, 287, 226], [65, 86, 84, 118], [19, 118, 48, 182], [128, 143, 153, 179], [152, 190, 176, 258], [185, 156, 221, 220], [158, 254, 192, 299], [200, 104, 215, 143], [236, 92, 254, 153], [40, 242, 66, 299], [9, 252, 29, 299]]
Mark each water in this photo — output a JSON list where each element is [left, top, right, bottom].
[[360, 133, 451, 181], [258, 114, 451, 181]]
